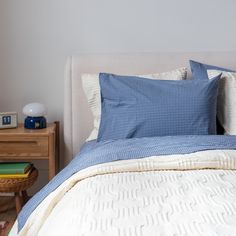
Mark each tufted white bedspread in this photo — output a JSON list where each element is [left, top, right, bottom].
[[10, 150, 236, 236]]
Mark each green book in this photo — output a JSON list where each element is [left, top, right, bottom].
[[0, 162, 32, 174]]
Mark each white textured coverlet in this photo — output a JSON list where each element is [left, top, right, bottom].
[[10, 150, 236, 236]]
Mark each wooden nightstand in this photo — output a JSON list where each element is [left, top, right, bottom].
[[0, 122, 59, 180]]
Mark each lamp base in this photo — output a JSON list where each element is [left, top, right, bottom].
[[24, 116, 47, 129]]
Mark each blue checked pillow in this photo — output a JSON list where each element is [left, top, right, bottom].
[[189, 60, 235, 80], [97, 73, 220, 141]]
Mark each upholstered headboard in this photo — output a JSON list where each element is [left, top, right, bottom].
[[64, 52, 236, 163]]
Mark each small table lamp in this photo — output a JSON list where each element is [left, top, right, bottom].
[[23, 103, 47, 129]]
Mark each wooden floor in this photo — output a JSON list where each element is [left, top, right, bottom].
[[0, 197, 16, 236]]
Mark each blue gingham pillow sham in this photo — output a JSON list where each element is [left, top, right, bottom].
[[189, 60, 235, 80], [97, 73, 220, 141]]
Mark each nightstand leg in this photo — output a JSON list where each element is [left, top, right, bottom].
[[48, 133, 56, 180], [22, 190, 29, 203], [54, 121, 60, 172], [15, 192, 23, 214]]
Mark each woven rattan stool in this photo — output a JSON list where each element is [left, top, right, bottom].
[[0, 168, 38, 214]]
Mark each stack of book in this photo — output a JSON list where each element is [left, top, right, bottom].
[[0, 162, 33, 178]]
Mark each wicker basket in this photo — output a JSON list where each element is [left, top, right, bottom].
[[0, 168, 38, 193]]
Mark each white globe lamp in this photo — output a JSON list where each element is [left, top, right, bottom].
[[23, 103, 47, 129]]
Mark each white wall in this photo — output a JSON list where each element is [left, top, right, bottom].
[[1, 0, 236, 120], [1, 0, 236, 191]]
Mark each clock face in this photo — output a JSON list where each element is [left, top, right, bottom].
[[2, 115, 11, 125], [0, 112, 17, 129]]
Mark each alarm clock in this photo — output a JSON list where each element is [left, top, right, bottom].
[[0, 112, 18, 129]]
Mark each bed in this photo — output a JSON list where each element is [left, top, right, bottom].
[[10, 53, 236, 236]]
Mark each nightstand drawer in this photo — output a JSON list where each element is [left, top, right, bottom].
[[0, 136, 48, 157]]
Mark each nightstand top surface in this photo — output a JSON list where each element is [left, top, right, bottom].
[[0, 123, 56, 135]]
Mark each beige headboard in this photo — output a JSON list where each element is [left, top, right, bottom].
[[64, 52, 236, 163]]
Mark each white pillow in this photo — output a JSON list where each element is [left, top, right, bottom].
[[82, 67, 187, 141], [207, 70, 236, 135]]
